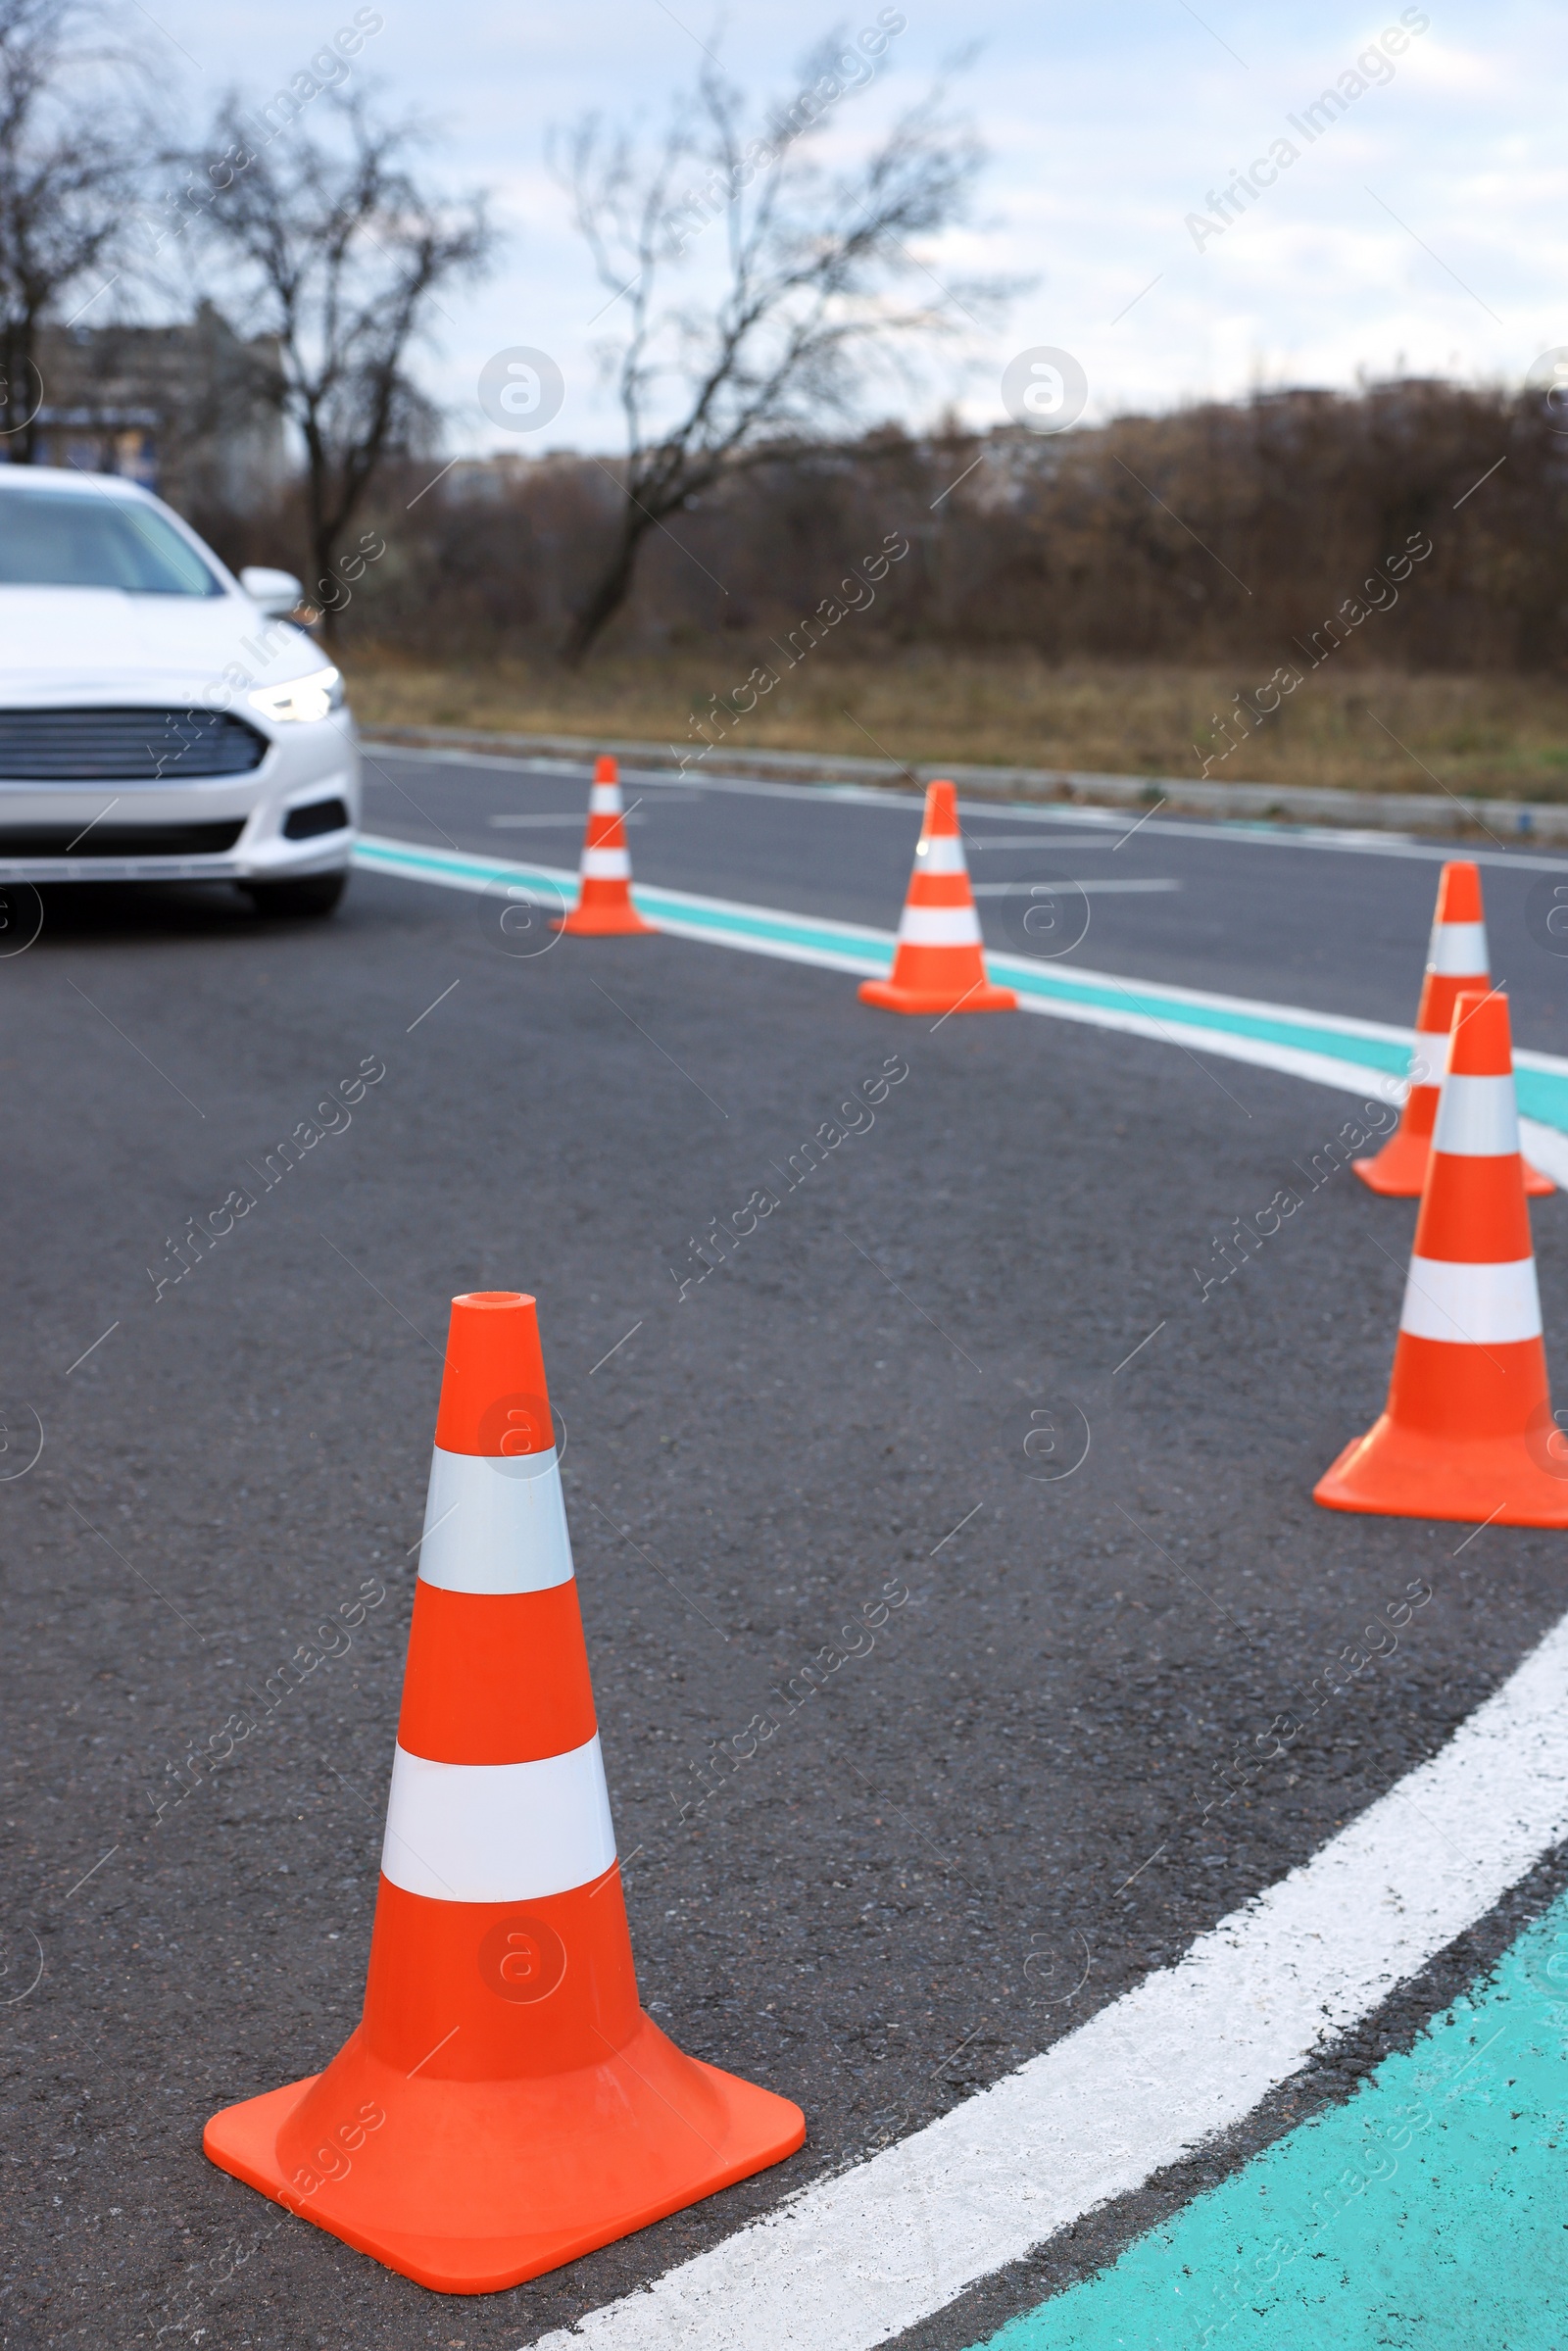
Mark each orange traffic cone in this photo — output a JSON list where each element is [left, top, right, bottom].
[[552, 755, 657, 935], [858, 780, 1017, 1015], [204, 1291, 805, 2291], [1355, 860, 1551, 1196], [1316, 991, 1568, 1525]]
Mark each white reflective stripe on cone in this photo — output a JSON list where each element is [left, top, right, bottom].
[[589, 784, 621, 814], [1399, 1253, 1543, 1346], [1433, 1073, 1521, 1158], [898, 905, 982, 948], [381, 1734, 616, 1902], [918, 835, 967, 875], [581, 845, 631, 879], [1428, 921, 1488, 975], [417, 1445, 574, 1593]]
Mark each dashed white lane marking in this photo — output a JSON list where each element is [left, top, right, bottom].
[[530, 1609, 1568, 2351], [488, 810, 647, 827], [968, 878, 1182, 895]]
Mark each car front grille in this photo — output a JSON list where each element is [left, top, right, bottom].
[[0, 821, 246, 857], [0, 707, 269, 781]]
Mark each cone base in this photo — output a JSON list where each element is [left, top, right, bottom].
[[858, 977, 1017, 1015], [1354, 1141, 1553, 1198], [1313, 1416, 1568, 1526], [1351, 1128, 1434, 1196], [203, 2013, 805, 2295], [550, 905, 658, 936]]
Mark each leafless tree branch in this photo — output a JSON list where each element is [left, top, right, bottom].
[[551, 31, 1006, 662], [182, 92, 497, 631]]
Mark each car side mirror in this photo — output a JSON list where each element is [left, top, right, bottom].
[[240, 565, 306, 617]]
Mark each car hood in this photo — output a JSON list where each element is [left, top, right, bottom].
[[0, 587, 328, 704]]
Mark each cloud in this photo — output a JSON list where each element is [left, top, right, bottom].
[[146, 0, 1567, 449]]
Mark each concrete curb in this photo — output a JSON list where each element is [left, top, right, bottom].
[[360, 723, 1568, 841]]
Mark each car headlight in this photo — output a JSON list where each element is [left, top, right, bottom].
[[247, 666, 344, 724]]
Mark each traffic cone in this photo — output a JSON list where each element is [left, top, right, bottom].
[[552, 755, 658, 935], [1354, 860, 1551, 1196], [1316, 991, 1568, 1525], [204, 1291, 805, 2292], [858, 780, 1017, 1015]]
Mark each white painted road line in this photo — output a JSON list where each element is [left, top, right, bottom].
[[1520, 1118, 1568, 1185], [969, 878, 1182, 896], [529, 1606, 1568, 2351], [962, 834, 1123, 851], [488, 810, 647, 827]]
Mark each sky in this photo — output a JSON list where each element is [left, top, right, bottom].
[[130, 0, 1568, 456]]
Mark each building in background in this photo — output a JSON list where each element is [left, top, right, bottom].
[[14, 304, 287, 513]]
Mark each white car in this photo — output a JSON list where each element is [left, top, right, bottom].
[[0, 465, 360, 915]]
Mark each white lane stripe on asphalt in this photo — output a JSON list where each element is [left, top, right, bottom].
[[528, 1607, 1568, 2351], [1399, 1252, 1543, 1345], [969, 878, 1182, 895], [1432, 1072, 1521, 1157], [1520, 1117, 1568, 1185], [381, 1736, 614, 1901], [962, 834, 1123, 851], [488, 811, 646, 828], [417, 1445, 575, 1594]]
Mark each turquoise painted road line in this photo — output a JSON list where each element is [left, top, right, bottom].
[[972, 1892, 1568, 2351], [352, 832, 1568, 1138]]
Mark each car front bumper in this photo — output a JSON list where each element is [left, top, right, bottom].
[[0, 710, 362, 883]]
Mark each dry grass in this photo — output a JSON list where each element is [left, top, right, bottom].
[[344, 645, 1568, 802]]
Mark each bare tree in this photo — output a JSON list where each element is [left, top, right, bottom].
[[553, 38, 1000, 664], [188, 94, 495, 628], [0, 0, 148, 460]]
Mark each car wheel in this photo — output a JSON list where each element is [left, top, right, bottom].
[[241, 872, 348, 919]]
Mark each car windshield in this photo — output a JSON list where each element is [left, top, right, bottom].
[[0, 485, 223, 597]]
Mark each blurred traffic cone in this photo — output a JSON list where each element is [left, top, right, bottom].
[[204, 1291, 804, 2292], [1316, 991, 1568, 1524], [553, 756, 657, 935], [1355, 860, 1551, 1196], [858, 780, 1016, 1015]]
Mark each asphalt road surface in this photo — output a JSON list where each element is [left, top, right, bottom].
[[360, 741, 1568, 1047], [4, 766, 1568, 2349]]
